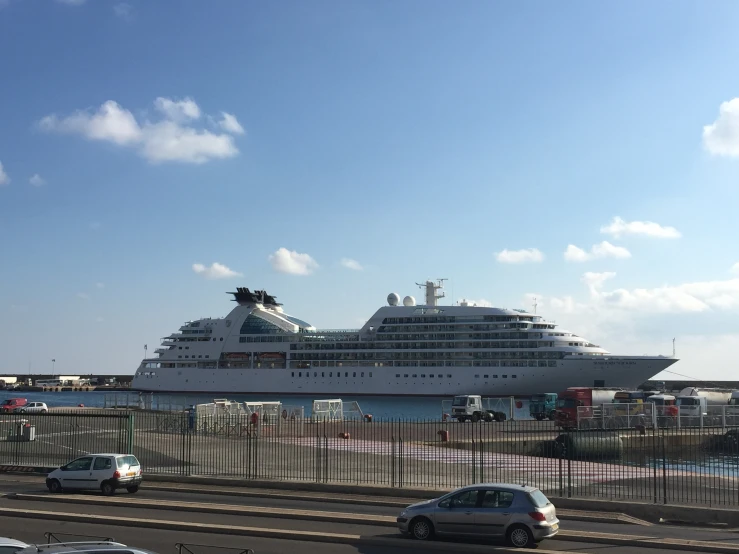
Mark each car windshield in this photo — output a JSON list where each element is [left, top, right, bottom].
[[452, 396, 468, 406], [527, 489, 550, 508], [1, 400, 12, 406], [557, 398, 576, 409], [531, 395, 547, 402], [116, 455, 140, 468]]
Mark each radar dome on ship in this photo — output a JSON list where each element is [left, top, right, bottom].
[[403, 295, 416, 307], [387, 293, 400, 306]]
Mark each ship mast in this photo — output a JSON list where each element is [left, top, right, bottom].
[[416, 279, 447, 307]]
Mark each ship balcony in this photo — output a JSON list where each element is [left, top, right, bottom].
[[161, 341, 176, 347], [154, 348, 171, 354]]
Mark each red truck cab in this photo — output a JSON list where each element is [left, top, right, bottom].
[[0, 398, 27, 412]]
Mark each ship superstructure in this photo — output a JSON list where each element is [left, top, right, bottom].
[[132, 280, 678, 396]]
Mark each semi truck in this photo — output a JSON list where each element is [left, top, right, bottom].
[[529, 393, 557, 421], [450, 395, 508, 423], [677, 388, 738, 418], [554, 387, 623, 429]]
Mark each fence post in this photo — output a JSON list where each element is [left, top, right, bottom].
[[127, 413, 135, 455], [652, 428, 657, 504], [662, 434, 667, 504], [391, 436, 396, 488]]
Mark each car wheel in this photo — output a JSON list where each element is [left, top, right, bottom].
[[41, 409, 48, 414], [471, 413, 480, 423], [18, 409, 25, 414], [101, 481, 116, 496], [410, 517, 434, 541], [507, 524, 535, 548], [126, 485, 139, 494], [48, 479, 62, 494]]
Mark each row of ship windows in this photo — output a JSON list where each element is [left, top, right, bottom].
[[381, 316, 538, 324], [292, 352, 565, 360], [148, 359, 561, 370], [291, 342, 587, 351], [289, 371, 520, 379]]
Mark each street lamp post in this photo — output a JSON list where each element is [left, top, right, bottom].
[[52, 358, 55, 375]]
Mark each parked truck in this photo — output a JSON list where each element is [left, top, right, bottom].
[[450, 395, 507, 423], [676, 388, 738, 418], [529, 393, 557, 421], [555, 387, 623, 429]]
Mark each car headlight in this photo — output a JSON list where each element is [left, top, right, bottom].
[[399, 511, 407, 517]]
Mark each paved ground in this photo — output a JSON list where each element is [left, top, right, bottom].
[[1, 475, 739, 552]]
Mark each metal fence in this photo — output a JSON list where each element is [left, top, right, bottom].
[[3, 412, 739, 507]]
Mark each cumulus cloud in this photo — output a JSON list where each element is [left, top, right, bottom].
[[219, 112, 245, 135], [40, 101, 142, 145], [564, 241, 631, 262], [703, 98, 739, 157], [39, 97, 242, 164], [600, 216, 681, 239], [340, 258, 363, 271], [96, 282, 105, 289], [192, 262, 242, 279], [29, 174, 45, 186], [495, 248, 544, 264], [732, 263, 739, 275], [581, 271, 616, 289], [154, 97, 200, 122], [269, 248, 319, 275], [76, 292, 90, 300], [0, 161, 9, 186]]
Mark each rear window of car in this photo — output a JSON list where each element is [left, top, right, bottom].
[[527, 489, 550, 508], [116, 455, 140, 468]]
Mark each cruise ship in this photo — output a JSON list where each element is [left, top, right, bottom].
[[132, 280, 678, 396]]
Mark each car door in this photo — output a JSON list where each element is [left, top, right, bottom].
[[474, 489, 515, 535], [434, 489, 481, 535], [90, 456, 114, 486], [59, 456, 94, 489]]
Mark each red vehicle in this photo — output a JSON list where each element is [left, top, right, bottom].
[[554, 387, 622, 429], [0, 398, 27, 413]]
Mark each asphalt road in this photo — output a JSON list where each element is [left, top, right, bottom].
[[0, 475, 738, 553]]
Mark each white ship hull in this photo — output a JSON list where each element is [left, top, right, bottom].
[[132, 356, 675, 397]]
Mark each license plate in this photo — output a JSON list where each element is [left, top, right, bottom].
[[551, 523, 559, 531], [126, 471, 136, 476]]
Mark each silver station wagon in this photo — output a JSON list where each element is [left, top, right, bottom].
[[396, 483, 559, 548]]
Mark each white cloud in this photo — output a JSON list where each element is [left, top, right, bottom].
[[268, 248, 319, 275], [581, 271, 616, 289], [564, 241, 631, 262], [113, 2, 132, 20], [703, 98, 739, 157], [29, 174, 45, 186], [192, 262, 242, 280], [495, 248, 544, 264], [731, 263, 739, 275], [459, 298, 493, 307], [40, 100, 142, 145], [76, 292, 90, 300], [599, 279, 739, 313], [39, 98, 241, 165], [600, 216, 681, 239], [219, 112, 245, 135], [0, 161, 9, 186], [96, 282, 105, 289], [154, 97, 200, 122], [340, 258, 363, 271]]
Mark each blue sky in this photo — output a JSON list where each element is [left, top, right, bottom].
[[1, 1, 739, 380]]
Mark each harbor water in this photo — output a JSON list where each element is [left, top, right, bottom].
[[2, 390, 533, 420]]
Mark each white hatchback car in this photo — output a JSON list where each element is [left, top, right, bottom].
[[46, 454, 142, 496], [16, 402, 48, 414]]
